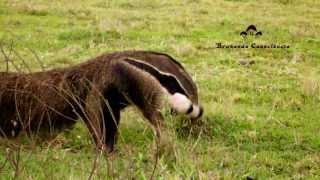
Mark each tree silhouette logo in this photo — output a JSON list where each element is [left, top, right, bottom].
[[240, 25, 262, 38]]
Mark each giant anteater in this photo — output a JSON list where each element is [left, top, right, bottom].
[[0, 50, 203, 151]]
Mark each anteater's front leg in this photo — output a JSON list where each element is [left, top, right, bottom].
[[83, 88, 122, 152], [83, 89, 107, 151], [142, 110, 165, 141], [102, 103, 120, 152]]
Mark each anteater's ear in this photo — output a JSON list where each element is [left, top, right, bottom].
[[122, 57, 189, 97]]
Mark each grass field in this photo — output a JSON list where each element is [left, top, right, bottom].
[[0, 0, 320, 179]]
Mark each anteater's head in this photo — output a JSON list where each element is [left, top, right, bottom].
[[168, 92, 203, 121], [121, 51, 203, 121]]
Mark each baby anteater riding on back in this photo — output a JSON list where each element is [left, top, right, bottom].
[[0, 50, 203, 152]]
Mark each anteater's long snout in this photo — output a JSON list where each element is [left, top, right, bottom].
[[168, 93, 203, 120], [189, 104, 204, 120]]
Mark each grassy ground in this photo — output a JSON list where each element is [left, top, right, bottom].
[[0, 0, 320, 179]]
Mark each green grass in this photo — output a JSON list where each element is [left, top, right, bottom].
[[0, 0, 320, 179]]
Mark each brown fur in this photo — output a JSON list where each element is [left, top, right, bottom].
[[102, 50, 198, 103], [0, 51, 200, 151]]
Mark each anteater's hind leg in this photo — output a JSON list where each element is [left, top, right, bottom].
[[0, 114, 21, 138]]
